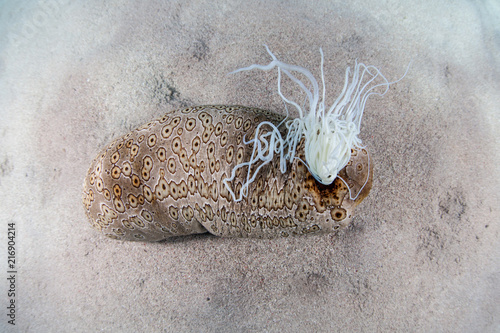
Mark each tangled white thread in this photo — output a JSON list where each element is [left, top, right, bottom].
[[224, 45, 409, 202]]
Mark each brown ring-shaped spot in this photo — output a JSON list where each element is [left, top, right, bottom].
[[113, 198, 125, 213], [185, 118, 196, 131], [103, 189, 111, 200], [101, 204, 110, 216], [162, 125, 173, 139], [220, 207, 227, 222], [243, 119, 252, 131], [310, 225, 320, 232], [111, 166, 121, 179], [169, 206, 179, 220], [236, 147, 244, 163], [143, 186, 153, 202], [331, 207, 347, 221], [130, 144, 139, 158], [171, 116, 181, 126], [155, 179, 169, 200], [179, 181, 188, 197], [105, 234, 120, 240], [111, 151, 120, 164], [96, 178, 104, 192], [204, 204, 214, 221], [251, 193, 258, 207], [156, 147, 166, 162], [229, 211, 237, 227], [187, 175, 196, 194], [141, 168, 150, 181], [220, 132, 228, 147], [170, 182, 179, 199], [113, 184, 122, 197], [203, 116, 211, 127], [159, 114, 170, 123], [172, 137, 182, 154], [89, 173, 95, 185], [207, 142, 215, 157], [132, 174, 141, 188], [122, 219, 134, 230], [180, 149, 187, 160], [215, 122, 223, 136], [137, 195, 144, 205], [122, 162, 131, 176], [147, 134, 157, 147], [202, 129, 211, 143], [167, 158, 176, 174], [128, 194, 138, 208], [131, 216, 145, 228], [141, 210, 153, 222], [226, 146, 234, 163], [192, 136, 201, 153], [189, 153, 197, 167], [235, 117, 243, 129], [143, 156, 153, 171], [249, 216, 257, 228], [182, 206, 194, 221], [113, 228, 125, 236], [210, 182, 218, 201]]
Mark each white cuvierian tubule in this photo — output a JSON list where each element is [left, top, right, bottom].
[[224, 45, 409, 202]]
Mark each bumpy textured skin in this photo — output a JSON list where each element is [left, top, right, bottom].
[[82, 105, 372, 241]]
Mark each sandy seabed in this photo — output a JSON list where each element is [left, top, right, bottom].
[[0, 1, 499, 332]]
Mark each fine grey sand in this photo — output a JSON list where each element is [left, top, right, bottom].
[[0, 1, 499, 332]]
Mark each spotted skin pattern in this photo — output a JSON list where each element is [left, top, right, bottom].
[[82, 105, 372, 241]]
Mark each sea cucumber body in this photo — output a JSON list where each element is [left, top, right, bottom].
[[82, 105, 372, 241]]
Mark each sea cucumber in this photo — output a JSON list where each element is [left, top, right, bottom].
[[80, 46, 404, 241], [82, 105, 372, 241]]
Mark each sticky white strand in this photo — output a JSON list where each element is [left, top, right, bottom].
[[224, 45, 409, 202], [223, 120, 286, 202], [337, 148, 370, 201]]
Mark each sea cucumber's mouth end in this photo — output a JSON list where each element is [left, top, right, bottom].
[[316, 176, 336, 186], [310, 169, 338, 186]]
